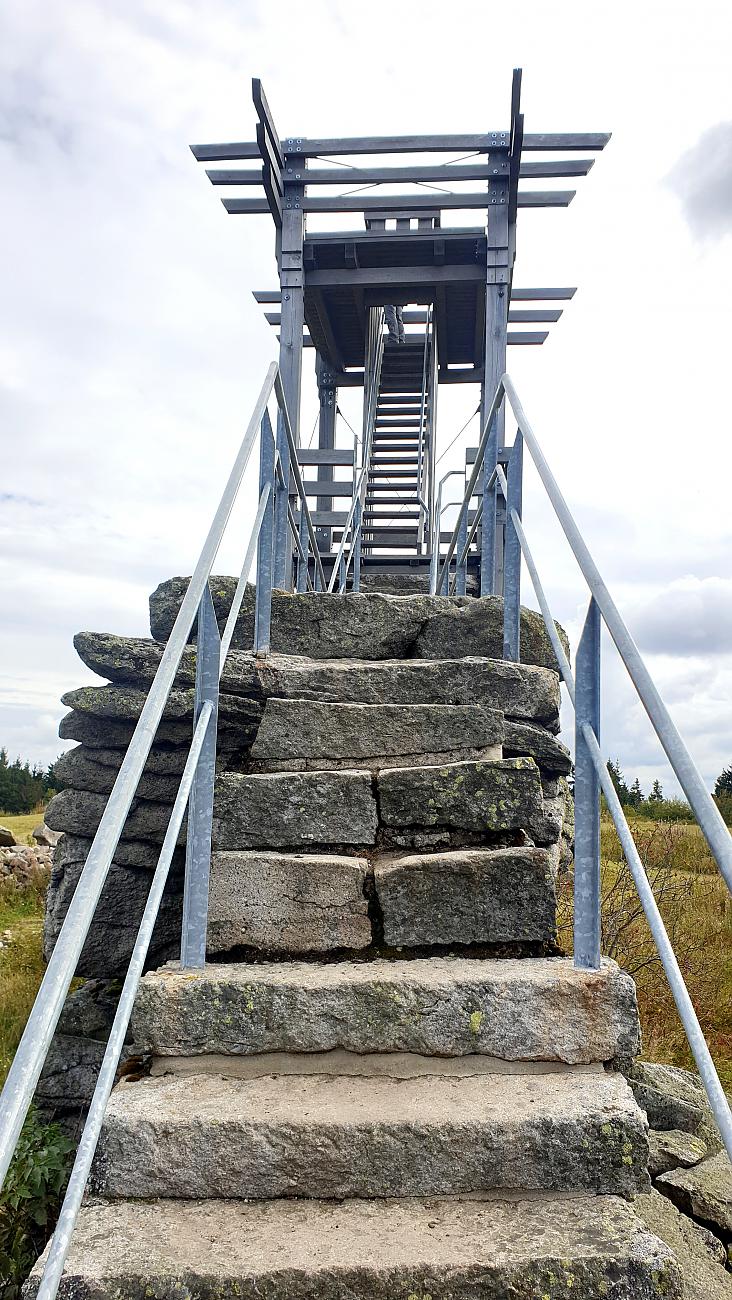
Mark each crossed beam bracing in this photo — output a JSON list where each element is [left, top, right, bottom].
[[192, 77, 609, 230]]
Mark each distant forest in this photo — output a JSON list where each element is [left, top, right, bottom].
[[0, 749, 59, 815]]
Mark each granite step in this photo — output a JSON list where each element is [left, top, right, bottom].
[[204, 843, 560, 954], [28, 1194, 682, 1300], [249, 699, 504, 770], [131, 956, 641, 1065], [146, 584, 568, 671], [91, 1068, 649, 1199], [73, 633, 562, 728], [211, 758, 551, 852]]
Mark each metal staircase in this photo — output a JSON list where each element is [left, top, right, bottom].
[[363, 318, 435, 556]]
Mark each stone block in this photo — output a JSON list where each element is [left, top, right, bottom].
[[634, 1190, 731, 1300], [44, 835, 183, 977], [73, 631, 562, 728], [648, 1128, 708, 1178], [377, 758, 546, 840], [149, 581, 568, 672], [132, 956, 640, 1066], [374, 846, 556, 947], [250, 699, 504, 767], [503, 719, 572, 773], [657, 1152, 732, 1240], [212, 770, 378, 850], [92, 1068, 648, 1199], [27, 1194, 684, 1300], [207, 851, 371, 953]]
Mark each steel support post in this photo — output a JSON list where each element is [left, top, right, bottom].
[[180, 585, 220, 969], [502, 433, 523, 660], [480, 185, 509, 595], [254, 410, 276, 653], [275, 160, 305, 587], [315, 354, 337, 555], [574, 596, 602, 970]]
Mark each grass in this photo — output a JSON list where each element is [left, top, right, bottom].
[[0, 813, 44, 848], [558, 814, 732, 1090], [0, 862, 49, 1089]]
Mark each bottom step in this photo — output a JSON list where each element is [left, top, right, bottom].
[[30, 1195, 682, 1299]]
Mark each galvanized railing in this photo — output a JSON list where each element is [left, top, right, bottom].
[[0, 362, 326, 1298], [437, 371, 732, 1158]]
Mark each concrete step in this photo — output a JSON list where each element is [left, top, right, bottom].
[[92, 1068, 649, 1199], [249, 699, 504, 769], [132, 956, 641, 1065], [28, 1195, 682, 1300]]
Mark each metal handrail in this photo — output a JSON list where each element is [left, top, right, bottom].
[[436, 369, 732, 1159], [0, 362, 325, 1249]]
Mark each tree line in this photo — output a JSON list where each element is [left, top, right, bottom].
[[606, 759, 732, 825], [0, 750, 59, 816]]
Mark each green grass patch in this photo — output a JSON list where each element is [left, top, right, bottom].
[[0, 876, 49, 1090], [0, 814, 44, 848]]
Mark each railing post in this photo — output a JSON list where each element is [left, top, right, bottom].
[[455, 481, 468, 597], [296, 503, 309, 593], [180, 585, 220, 970], [479, 422, 499, 595], [272, 411, 290, 590], [503, 432, 523, 661], [254, 410, 275, 654], [574, 596, 601, 970], [353, 500, 362, 592]]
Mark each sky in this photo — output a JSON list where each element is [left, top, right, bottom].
[[1, 0, 731, 798]]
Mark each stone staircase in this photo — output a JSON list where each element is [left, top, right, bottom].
[[34, 585, 684, 1298]]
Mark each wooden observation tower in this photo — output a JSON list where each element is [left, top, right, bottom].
[[191, 71, 609, 593]]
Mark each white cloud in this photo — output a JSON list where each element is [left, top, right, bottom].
[[1, 0, 731, 797]]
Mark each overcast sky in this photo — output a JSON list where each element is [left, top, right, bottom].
[[1, 0, 731, 798]]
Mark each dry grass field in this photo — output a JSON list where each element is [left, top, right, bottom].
[[558, 816, 732, 1088]]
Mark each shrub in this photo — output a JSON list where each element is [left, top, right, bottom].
[[0, 1107, 72, 1298]]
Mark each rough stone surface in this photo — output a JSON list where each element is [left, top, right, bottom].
[[74, 632, 561, 727], [250, 699, 504, 765], [149, 581, 569, 672], [207, 851, 371, 953], [131, 956, 641, 1066], [61, 683, 261, 735], [377, 758, 549, 842], [658, 1153, 732, 1241], [93, 1068, 649, 1199], [53, 746, 182, 804], [31, 822, 62, 847], [28, 1194, 683, 1300], [149, 575, 255, 645], [44, 836, 183, 977], [503, 718, 572, 773], [649, 1129, 709, 1178], [375, 847, 557, 947], [212, 770, 378, 850], [45, 788, 183, 846], [635, 1190, 732, 1299], [0, 824, 17, 847], [631, 1062, 728, 1156]]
